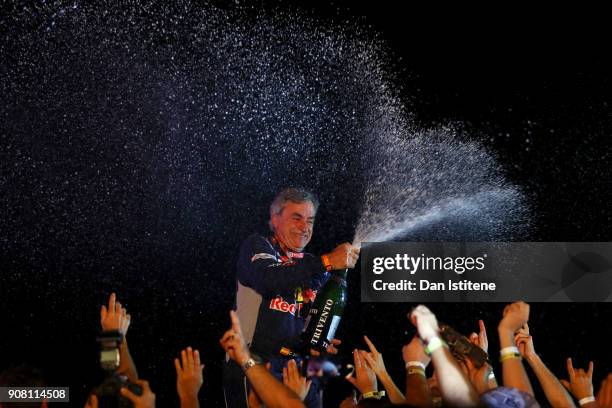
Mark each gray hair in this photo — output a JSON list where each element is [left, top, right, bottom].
[[269, 187, 319, 230]]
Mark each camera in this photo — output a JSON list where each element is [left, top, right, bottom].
[[92, 331, 142, 408], [439, 323, 489, 368]]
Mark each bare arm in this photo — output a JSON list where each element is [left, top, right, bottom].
[[220, 311, 304, 408], [403, 336, 433, 408], [411, 306, 479, 407], [515, 327, 574, 407], [100, 293, 138, 381], [498, 302, 534, 397], [361, 335, 406, 404]]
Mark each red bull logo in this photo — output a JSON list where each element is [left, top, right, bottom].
[[269, 296, 302, 315]]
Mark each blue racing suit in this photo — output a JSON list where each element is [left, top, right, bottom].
[[223, 233, 329, 408]]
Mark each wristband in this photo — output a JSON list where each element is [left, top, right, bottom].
[[500, 346, 520, 356], [321, 255, 333, 272], [499, 353, 522, 363], [361, 391, 385, 401], [425, 337, 447, 355], [405, 361, 426, 370], [407, 368, 426, 377], [578, 396, 596, 406]]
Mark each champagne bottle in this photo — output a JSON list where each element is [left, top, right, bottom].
[[300, 269, 348, 352]]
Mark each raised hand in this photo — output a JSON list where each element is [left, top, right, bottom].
[[347, 349, 377, 394], [282, 359, 312, 401], [100, 293, 131, 335], [560, 358, 594, 401], [175, 347, 204, 404]]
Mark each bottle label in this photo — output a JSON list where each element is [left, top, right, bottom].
[[309, 298, 334, 345], [326, 315, 341, 341]]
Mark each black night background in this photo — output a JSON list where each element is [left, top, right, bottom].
[[1, 1, 611, 406]]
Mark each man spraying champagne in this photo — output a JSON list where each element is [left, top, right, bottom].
[[223, 187, 360, 408]]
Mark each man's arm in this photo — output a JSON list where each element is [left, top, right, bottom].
[[361, 335, 407, 405], [411, 305, 480, 407], [220, 311, 304, 408], [237, 235, 327, 296], [402, 336, 433, 408], [515, 326, 575, 407], [100, 293, 138, 381], [238, 235, 357, 297]]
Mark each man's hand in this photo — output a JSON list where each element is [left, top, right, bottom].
[[175, 347, 204, 404], [560, 358, 594, 401], [324, 243, 360, 270], [100, 293, 131, 335], [597, 373, 612, 407], [469, 320, 489, 353], [514, 324, 536, 360], [347, 349, 377, 394], [410, 305, 440, 343], [402, 335, 431, 367], [282, 359, 312, 401], [498, 301, 530, 334], [219, 311, 251, 366], [120, 379, 156, 408], [361, 335, 388, 378]]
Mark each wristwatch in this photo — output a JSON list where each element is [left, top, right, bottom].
[[242, 358, 258, 372]]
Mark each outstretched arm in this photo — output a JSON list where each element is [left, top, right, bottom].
[[361, 335, 406, 405], [220, 311, 304, 408], [497, 301, 534, 397], [100, 293, 137, 381], [411, 305, 479, 407], [515, 325, 575, 407]]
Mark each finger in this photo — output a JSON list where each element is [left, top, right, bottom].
[[567, 358, 575, 378], [108, 293, 116, 315], [187, 347, 194, 369], [120, 387, 138, 402], [479, 319, 486, 335], [327, 345, 338, 355], [115, 301, 122, 315], [287, 359, 297, 380], [134, 379, 150, 391], [194, 349, 201, 370], [524, 322, 530, 334], [220, 330, 235, 344], [353, 349, 362, 368], [100, 305, 107, 321], [181, 349, 188, 371], [588, 361, 594, 378], [331, 338, 342, 345], [346, 375, 356, 387], [230, 310, 243, 336], [362, 352, 376, 369], [282, 367, 288, 384], [363, 335, 378, 354], [469, 332, 478, 345], [174, 357, 182, 375]]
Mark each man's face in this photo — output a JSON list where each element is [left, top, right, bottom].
[[271, 200, 315, 252]]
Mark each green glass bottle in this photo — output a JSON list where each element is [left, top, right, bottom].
[[300, 269, 348, 352]]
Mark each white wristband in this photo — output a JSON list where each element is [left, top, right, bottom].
[[500, 346, 519, 356], [405, 361, 426, 370], [578, 396, 595, 406]]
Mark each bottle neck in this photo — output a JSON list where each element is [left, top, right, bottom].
[[330, 269, 348, 285]]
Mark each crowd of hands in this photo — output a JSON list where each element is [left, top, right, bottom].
[[84, 294, 612, 408]]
